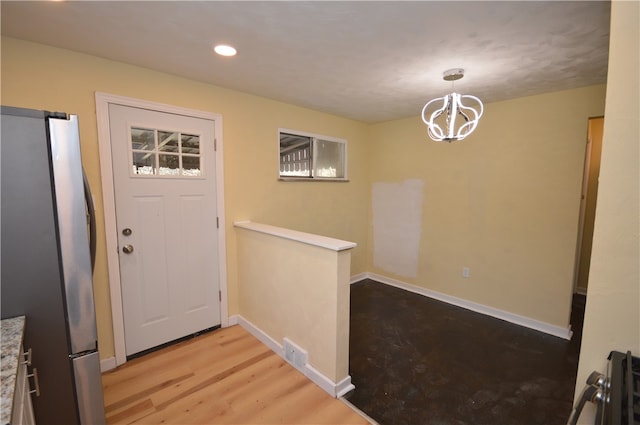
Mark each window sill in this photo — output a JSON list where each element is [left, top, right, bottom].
[[278, 177, 349, 182]]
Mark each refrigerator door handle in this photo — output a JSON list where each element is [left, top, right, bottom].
[[83, 170, 97, 274]]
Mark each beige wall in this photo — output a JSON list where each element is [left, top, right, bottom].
[[235, 226, 352, 383], [367, 85, 606, 329], [575, 0, 639, 421], [1, 37, 371, 360], [2, 31, 621, 371]]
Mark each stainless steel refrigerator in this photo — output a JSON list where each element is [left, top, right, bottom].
[[1, 106, 106, 424]]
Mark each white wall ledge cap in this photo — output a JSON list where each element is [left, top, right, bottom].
[[234, 220, 357, 252]]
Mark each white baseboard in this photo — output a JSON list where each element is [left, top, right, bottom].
[[233, 314, 353, 398], [235, 315, 283, 354], [350, 272, 368, 284], [358, 272, 572, 340], [100, 356, 117, 373], [300, 363, 354, 397], [227, 314, 240, 326], [334, 375, 356, 398]]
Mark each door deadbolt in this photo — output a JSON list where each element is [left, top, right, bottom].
[[122, 228, 132, 236], [122, 244, 134, 254]]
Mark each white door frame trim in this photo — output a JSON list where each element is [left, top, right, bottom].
[[95, 92, 228, 367]]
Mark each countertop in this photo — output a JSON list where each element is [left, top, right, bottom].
[[1, 316, 26, 425]]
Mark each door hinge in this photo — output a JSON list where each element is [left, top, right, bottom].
[[214, 138, 217, 151], [218, 291, 222, 302], [216, 217, 219, 228]]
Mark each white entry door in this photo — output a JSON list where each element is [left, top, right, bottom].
[[109, 104, 220, 356]]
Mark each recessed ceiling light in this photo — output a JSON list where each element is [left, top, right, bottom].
[[213, 44, 237, 57]]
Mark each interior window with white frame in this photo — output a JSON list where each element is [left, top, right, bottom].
[[279, 129, 347, 180]]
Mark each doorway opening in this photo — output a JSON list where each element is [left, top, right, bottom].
[[573, 116, 605, 296]]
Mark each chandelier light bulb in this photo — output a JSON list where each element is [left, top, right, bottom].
[[421, 69, 483, 142]]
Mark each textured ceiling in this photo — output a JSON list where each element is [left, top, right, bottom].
[[1, 1, 611, 123]]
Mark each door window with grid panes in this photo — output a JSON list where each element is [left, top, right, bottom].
[[130, 127, 202, 177]]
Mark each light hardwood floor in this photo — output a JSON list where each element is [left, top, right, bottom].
[[102, 325, 371, 424]]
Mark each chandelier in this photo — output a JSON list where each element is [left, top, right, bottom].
[[421, 68, 483, 142]]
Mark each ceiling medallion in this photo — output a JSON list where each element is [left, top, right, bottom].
[[421, 68, 483, 142]]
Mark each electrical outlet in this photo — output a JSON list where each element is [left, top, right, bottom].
[[463, 267, 470, 278]]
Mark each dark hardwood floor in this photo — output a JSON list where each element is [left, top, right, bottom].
[[347, 279, 585, 425]]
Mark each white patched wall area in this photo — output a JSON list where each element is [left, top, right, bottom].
[[372, 179, 424, 278]]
